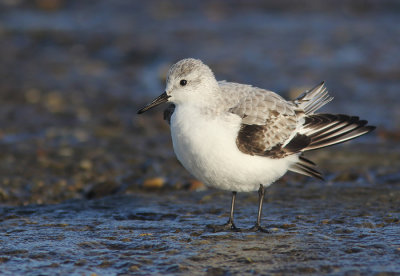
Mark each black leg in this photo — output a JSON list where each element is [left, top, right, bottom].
[[207, 191, 240, 232], [256, 184, 264, 227], [227, 191, 237, 226], [249, 184, 270, 233]]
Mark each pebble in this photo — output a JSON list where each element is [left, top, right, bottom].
[[79, 160, 93, 170], [44, 92, 65, 113], [143, 177, 165, 189], [188, 179, 206, 191]]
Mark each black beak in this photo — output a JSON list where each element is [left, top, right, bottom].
[[137, 92, 170, 114]]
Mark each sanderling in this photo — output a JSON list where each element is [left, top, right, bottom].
[[137, 58, 375, 232]]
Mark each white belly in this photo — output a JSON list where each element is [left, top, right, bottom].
[[170, 105, 297, 192]]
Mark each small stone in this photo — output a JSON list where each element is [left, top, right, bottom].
[[129, 265, 139, 271], [79, 160, 93, 170], [245, 257, 253, 263], [143, 177, 165, 189], [281, 223, 296, 229], [200, 194, 213, 203], [44, 91, 65, 113], [139, 233, 153, 237], [97, 261, 112, 268], [74, 129, 90, 142], [58, 147, 73, 157], [188, 179, 206, 191]]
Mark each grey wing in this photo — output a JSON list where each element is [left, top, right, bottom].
[[222, 83, 306, 158], [224, 81, 374, 180]]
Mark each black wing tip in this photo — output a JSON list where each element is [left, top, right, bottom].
[[307, 168, 324, 181], [353, 123, 376, 135], [292, 158, 324, 180], [357, 124, 376, 136], [303, 114, 377, 151], [310, 169, 324, 181], [316, 174, 325, 181], [299, 155, 316, 166], [366, 125, 376, 132]]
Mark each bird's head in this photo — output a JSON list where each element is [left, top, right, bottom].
[[137, 58, 219, 114]]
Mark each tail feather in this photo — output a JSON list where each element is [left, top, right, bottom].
[[288, 82, 375, 180], [289, 156, 323, 180], [294, 81, 333, 114], [300, 114, 375, 151]]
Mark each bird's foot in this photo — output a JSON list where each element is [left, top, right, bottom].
[[207, 221, 241, 232], [247, 224, 270, 233]]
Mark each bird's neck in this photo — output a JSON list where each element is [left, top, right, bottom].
[[173, 100, 224, 123]]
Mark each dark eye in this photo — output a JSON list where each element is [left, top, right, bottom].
[[180, 79, 187, 86]]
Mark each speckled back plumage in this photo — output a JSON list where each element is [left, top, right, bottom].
[[218, 81, 300, 157]]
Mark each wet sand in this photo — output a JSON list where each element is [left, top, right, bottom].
[[0, 182, 399, 275]]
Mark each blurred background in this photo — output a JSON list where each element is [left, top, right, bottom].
[[0, 0, 399, 205]]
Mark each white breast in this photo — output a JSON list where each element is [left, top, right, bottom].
[[170, 105, 298, 192]]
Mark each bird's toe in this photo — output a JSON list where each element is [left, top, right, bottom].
[[247, 224, 270, 233], [206, 222, 241, 233]]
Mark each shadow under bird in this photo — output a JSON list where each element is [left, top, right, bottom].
[[137, 58, 375, 232]]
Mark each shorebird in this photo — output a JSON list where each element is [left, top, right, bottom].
[[137, 58, 375, 232]]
